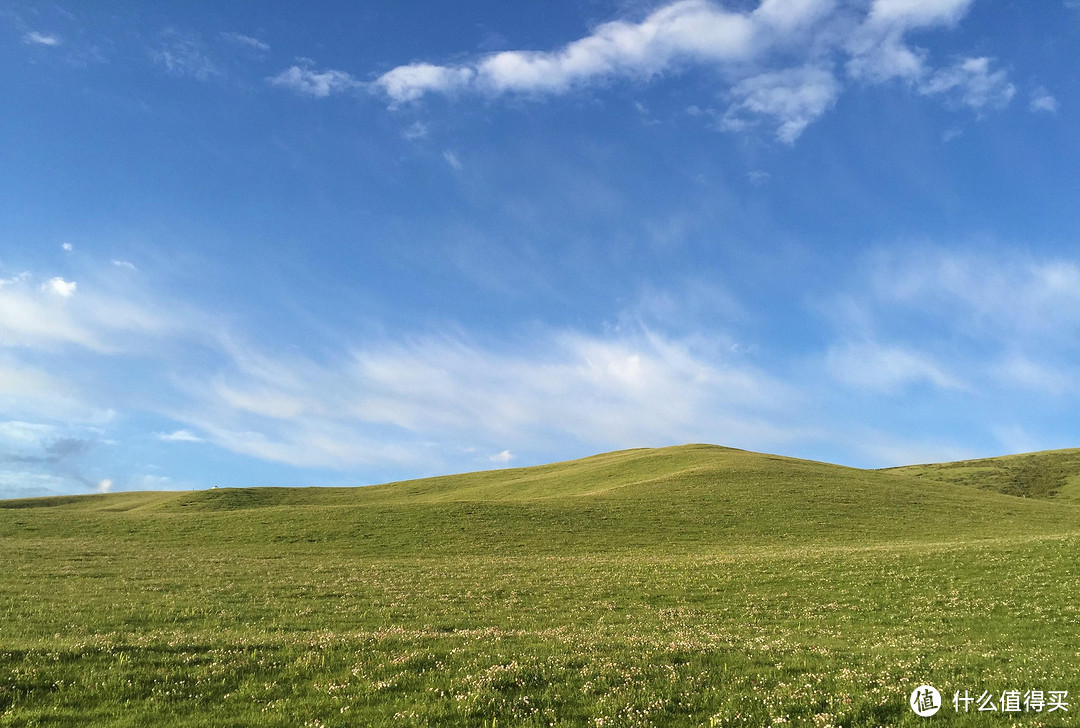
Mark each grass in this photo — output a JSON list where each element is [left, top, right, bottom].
[[886, 447, 1080, 500], [2, 444, 1079, 726]]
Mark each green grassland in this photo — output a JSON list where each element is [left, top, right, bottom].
[[3, 444, 1080, 726], [886, 448, 1080, 501]]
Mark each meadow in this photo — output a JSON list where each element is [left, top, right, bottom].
[[2, 444, 1079, 726]]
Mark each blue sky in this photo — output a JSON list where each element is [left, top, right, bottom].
[[3, 0, 1080, 498]]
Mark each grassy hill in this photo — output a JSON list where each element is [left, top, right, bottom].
[[885, 447, 1080, 501], [5, 444, 1078, 554], [2, 444, 1079, 726]]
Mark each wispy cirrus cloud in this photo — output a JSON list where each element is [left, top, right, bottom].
[[442, 150, 463, 170], [0, 356, 97, 423], [822, 247, 1080, 405], [260, 0, 1015, 143], [181, 324, 803, 471], [0, 272, 166, 352], [4, 245, 1079, 492], [151, 30, 222, 80], [0, 420, 55, 448], [991, 354, 1075, 396], [0, 258, 811, 481], [221, 32, 269, 53], [826, 341, 965, 393], [866, 248, 1080, 339]]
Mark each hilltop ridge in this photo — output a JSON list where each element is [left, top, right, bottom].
[[885, 447, 1080, 501], [3, 444, 1078, 556]]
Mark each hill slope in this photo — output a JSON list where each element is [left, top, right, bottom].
[[3, 444, 1078, 555], [885, 447, 1080, 501]]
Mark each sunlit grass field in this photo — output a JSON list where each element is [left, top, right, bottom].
[[3, 445, 1079, 726]]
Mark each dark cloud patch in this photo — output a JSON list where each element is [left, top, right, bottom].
[[0, 438, 103, 495], [46, 438, 93, 460], [3, 438, 95, 464]]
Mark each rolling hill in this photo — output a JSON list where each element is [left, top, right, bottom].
[[885, 447, 1080, 501], [4, 444, 1079, 554], [2, 444, 1079, 726]]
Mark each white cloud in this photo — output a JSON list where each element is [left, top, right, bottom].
[[376, 63, 474, 103], [156, 429, 204, 443], [0, 273, 30, 287], [174, 324, 804, 470], [992, 354, 1074, 395], [351, 0, 998, 141], [443, 150, 463, 170], [826, 341, 964, 392], [44, 277, 76, 297], [868, 249, 1080, 339], [96, 478, 113, 493], [151, 32, 221, 80], [112, 260, 137, 271], [824, 248, 1080, 408], [402, 121, 429, 140], [846, 0, 972, 82], [372, 1, 789, 103], [0, 358, 93, 422], [221, 32, 269, 52], [866, 0, 973, 27], [474, 2, 758, 94], [267, 65, 361, 97], [1029, 87, 1058, 113], [23, 31, 61, 47], [213, 382, 310, 419], [489, 449, 515, 463], [845, 33, 927, 83], [3, 265, 820, 476], [2, 283, 92, 347], [62, 243, 73, 252], [722, 65, 841, 143], [0, 263, 800, 479], [0, 420, 55, 447], [918, 56, 1015, 110], [186, 420, 428, 470], [1, 273, 167, 351]]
